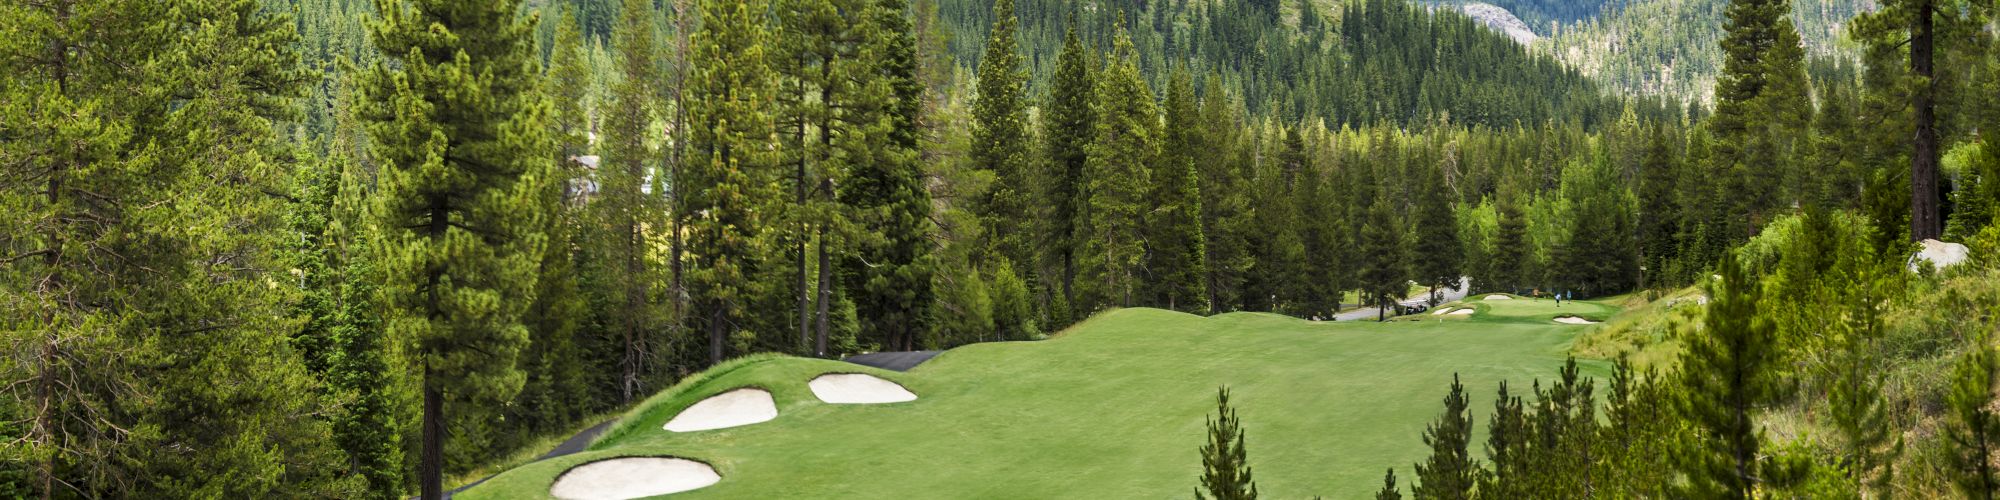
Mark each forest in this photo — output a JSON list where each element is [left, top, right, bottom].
[[3, 0, 2000, 498]]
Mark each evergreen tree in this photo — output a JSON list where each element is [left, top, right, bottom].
[[357, 0, 555, 494], [3, 0, 357, 495], [1413, 374, 1476, 500], [1852, 0, 1990, 241], [1150, 66, 1209, 313], [593, 0, 666, 402], [1637, 127, 1679, 287], [1243, 125, 1306, 313], [1477, 381, 1527, 498], [1357, 135, 1411, 320], [548, 7, 592, 160], [1196, 386, 1259, 500], [845, 0, 937, 354], [297, 146, 412, 498], [514, 0, 594, 437], [1038, 15, 1095, 314], [988, 258, 1036, 341], [1411, 147, 1462, 305], [1674, 252, 1780, 498], [1708, 0, 1806, 236], [1946, 337, 2000, 499], [686, 0, 778, 365], [1198, 79, 1254, 312], [1828, 264, 1899, 496], [971, 0, 1034, 269], [1078, 23, 1157, 310], [1376, 468, 1403, 500]]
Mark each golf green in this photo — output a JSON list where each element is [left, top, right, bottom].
[[464, 301, 1614, 499]]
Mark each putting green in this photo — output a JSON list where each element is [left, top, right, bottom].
[[463, 303, 1613, 499]]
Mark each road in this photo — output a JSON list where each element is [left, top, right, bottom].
[[1332, 277, 1471, 322]]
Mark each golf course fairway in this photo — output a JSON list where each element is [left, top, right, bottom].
[[464, 297, 1618, 499]]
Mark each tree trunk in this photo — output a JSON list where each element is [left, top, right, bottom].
[[709, 306, 725, 366], [1911, 0, 1941, 241], [623, 221, 643, 402], [420, 374, 444, 500], [814, 231, 833, 357]]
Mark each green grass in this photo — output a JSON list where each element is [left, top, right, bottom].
[[463, 301, 1618, 499]]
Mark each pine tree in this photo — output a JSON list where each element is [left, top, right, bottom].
[[4, 0, 361, 495], [1244, 124, 1306, 313], [1376, 468, 1403, 500], [1197, 75, 1254, 312], [1489, 184, 1529, 294], [1828, 264, 1899, 496], [1674, 252, 1780, 499], [1078, 22, 1157, 310], [357, 0, 555, 494], [1413, 374, 1476, 500], [1196, 387, 1259, 500], [1411, 145, 1461, 305], [844, 0, 936, 354], [326, 147, 412, 496], [515, 0, 594, 436], [1149, 66, 1209, 313], [1637, 127, 1679, 287], [1357, 135, 1411, 320], [1477, 381, 1526, 498], [988, 258, 1036, 341], [686, 0, 778, 365], [1947, 337, 2000, 499], [1708, 0, 1805, 236], [971, 0, 1034, 269], [1040, 17, 1095, 314], [593, 0, 666, 402], [1852, 0, 1990, 241], [548, 7, 592, 160]]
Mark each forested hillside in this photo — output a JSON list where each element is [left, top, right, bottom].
[[932, 0, 1668, 128], [5, 0, 2000, 498], [1541, 0, 1873, 102]]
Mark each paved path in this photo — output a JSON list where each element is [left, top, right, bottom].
[[423, 418, 618, 499], [1332, 277, 1471, 322], [843, 350, 941, 372]]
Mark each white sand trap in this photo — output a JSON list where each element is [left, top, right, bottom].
[[549, 457, 720, 500], [1484, 294, 1512, 300], [810, 373, 918, 404], [1430, 307, 1456, 316], [1554, 316, 1600, 325], [1448, 308, 1476, 316], [663, 388, 777, 432]]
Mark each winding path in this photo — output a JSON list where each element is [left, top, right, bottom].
[[1332, 277, 1471, 322], [841, 350, 941, 372]]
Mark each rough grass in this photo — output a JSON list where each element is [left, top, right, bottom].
[[1568, 287, 1705, 370], [461, 302, 1614, 499]]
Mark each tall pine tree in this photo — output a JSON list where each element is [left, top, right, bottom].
[[357, 0, 555, 494], [1078, 22, 1157, 310], [1150, 66, 1208, 313]]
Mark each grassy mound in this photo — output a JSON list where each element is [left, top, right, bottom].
[[463, 304, 1615, 499]]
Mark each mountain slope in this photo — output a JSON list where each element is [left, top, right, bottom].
[[1539, 0, 1872, 103], [934, 0, 1666, 128]]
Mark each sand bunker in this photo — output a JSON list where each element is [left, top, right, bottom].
[[809, 373, 918, 404], [549, 457, 721, 500], [1484, 294, 1512, 300], [1448, 309, 1476, 316], [1430, 307, 1456, 316], [1553, 316, 1600, 325], [663, 388, 777, 432]]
